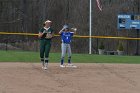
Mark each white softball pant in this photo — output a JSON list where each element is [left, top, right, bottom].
[[61, 43, 71, 58]]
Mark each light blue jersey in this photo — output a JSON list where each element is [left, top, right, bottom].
[[61, 32, 74, 44]]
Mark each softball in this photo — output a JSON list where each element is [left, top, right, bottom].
[[71, 28, 77, 31]]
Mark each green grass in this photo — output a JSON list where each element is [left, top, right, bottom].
[[0, 50, 140, 64]]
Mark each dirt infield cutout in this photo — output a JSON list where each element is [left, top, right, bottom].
[[0, 63, 140, 93]]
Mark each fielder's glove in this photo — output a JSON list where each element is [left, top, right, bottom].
[[45, 33, 53, 39]]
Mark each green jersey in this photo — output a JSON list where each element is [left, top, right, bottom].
[[39, 27, 54, 40]]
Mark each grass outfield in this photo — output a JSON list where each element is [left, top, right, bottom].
[[0, 50, 140, 64]]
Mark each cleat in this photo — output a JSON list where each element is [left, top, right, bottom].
[[60, 65, 65, 68], [66, 64, 77, 68], [44, 66, 48, 70], [43, 63, 48, 70]]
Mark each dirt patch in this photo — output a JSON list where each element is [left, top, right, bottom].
[[0, 63, 140, 93]]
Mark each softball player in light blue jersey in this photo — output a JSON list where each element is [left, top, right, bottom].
[[59, 25, 77, 68]]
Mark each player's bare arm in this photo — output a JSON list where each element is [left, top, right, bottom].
[[59, 28, 64, 34], [38, 32, 45, 38], [38, 29, 48, 38]]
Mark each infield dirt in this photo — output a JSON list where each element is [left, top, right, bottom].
[[0, 63, 140, 93]]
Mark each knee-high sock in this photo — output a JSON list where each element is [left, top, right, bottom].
[[45, 58, 49, 64], [61, 57, 64, 65], [68, 57, 71, 64], [41, 58, 44, 66]]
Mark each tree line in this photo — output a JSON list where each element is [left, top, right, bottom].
[[0, 0, 139, 55]]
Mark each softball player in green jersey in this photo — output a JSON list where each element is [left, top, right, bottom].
[[38, 20, 54, 70]]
